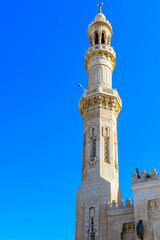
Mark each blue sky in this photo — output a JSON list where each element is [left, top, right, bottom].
[[0, 0, 160, 239]]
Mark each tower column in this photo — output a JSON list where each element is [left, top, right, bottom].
[[75, 6, 122, 240]]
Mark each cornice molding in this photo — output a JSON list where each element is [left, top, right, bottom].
[[78, 92, 122, 120]]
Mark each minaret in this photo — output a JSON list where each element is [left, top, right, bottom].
[[75, 5, 122, 240]]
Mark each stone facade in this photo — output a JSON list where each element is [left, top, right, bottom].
[[74, 6, 160, 240]]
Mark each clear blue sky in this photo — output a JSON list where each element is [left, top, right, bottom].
[[0, 0, 160, 239]]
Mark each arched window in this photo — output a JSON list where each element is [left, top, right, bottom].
[[101, 32, 105, 44], [95, 33, 99, 45]]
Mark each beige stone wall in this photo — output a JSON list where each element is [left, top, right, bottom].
[[107, 209, 135, 240], [131, 169, 160, 240]]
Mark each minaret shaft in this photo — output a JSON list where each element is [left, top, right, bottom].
[[75, 9, 122, 240]]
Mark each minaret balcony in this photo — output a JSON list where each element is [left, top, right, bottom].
[[85, 44, 115, 59], [78, 87, 122, 119]]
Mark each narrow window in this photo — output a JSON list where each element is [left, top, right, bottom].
[[89, 208, 95, 240], [104, 128, 110, 164], [104, 137, 110, 163], [91, 138, 96, 159], [95, 33, 99, 45], [101, 32, 105, 44]]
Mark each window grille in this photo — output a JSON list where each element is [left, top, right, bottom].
[[89, 217, 95, 240], [91, 138, 96, 159], [104, 137, 110, 164]]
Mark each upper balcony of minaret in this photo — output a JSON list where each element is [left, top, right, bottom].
[[85, 12, 116, 72]]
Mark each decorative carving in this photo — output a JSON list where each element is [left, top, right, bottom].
[[85, 46, 115, 70], [89, 157, 97, 167], [147, 198, 160, 211], [87, 21, 112, 41], [79, 92, 122, 120], [122, 222, 135, 234], [102, 126, 110, 137]]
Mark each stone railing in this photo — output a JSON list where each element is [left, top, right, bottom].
[[106, 198, 133, 211], [132, 168, 160, 184], [85, 45, 115, 58], [147, 198, 160, 209]]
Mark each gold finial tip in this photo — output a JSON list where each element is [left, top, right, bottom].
[[97, 2, 103, 13]]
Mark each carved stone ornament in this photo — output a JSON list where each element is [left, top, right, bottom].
[[85, 47, 116, 70], [79, 93, 121, 120], [147, 198, 160, 211], [122, 222, 135, 234], [89, 157, 97, 167]]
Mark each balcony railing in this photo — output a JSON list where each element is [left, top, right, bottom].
[[85, 44, 115, 58]]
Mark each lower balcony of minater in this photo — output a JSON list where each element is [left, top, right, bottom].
[[78, 87, 122, 119]]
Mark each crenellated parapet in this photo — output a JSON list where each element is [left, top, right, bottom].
[[78, 87, 122, 119], [106, 198, 133, 211], [132, 168, 160, 184]]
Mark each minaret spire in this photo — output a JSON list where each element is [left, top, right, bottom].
[[97, 2, 103, 13]]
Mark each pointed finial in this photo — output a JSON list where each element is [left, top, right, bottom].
[[97, 2, 103, 13]]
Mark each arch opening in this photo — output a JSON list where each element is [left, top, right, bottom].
[[95, 32, 99, 45], [101, 32, 105, 44]]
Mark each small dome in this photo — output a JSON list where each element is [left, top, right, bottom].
[[94, 13, 106, 22]]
